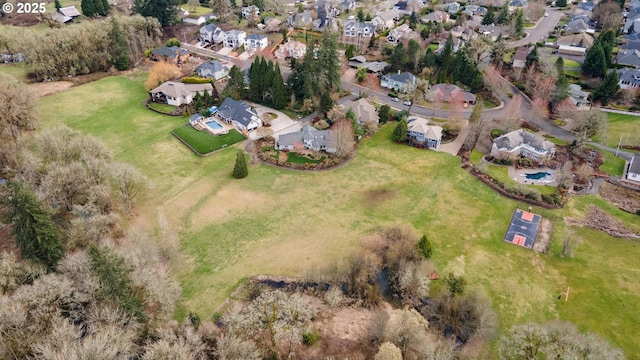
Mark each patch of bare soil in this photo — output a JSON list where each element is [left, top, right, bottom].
[[29, 81, 74, 97], [599, 182, 640, 214], [566, 206, 640, 239], [533, 218, 553, 253], [162, 24, 198, 43], [362, 188, 398, 207]]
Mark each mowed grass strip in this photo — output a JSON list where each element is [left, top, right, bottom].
[[38, 75, 640, 357], [173, 126, 245, 155], [286, 152, 325, 164], [603, 112, 640, 148]]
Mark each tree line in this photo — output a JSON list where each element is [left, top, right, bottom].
[[3, 16, 162, 80]]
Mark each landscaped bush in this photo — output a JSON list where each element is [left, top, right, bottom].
[[490, 129, 506, 139], [182, 77, 214, 84], [302, 329, 320, 346]]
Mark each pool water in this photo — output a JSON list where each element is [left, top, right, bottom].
[[525, 172, 550, 180], [206, 120, 224, 131]]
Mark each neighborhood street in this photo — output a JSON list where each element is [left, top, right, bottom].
[[508, 6, 564, 48]]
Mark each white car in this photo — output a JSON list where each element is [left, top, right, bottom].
[[544, 12, 549, 16], [403, 101, 412, 106], [391, 97, 399, 102]]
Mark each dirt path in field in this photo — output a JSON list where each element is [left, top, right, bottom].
[[29, 81, 74, 97]]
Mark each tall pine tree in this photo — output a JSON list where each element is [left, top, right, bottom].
[[582, 43, 607, 78], [272, 65, 288, 110], [593, 70, 620, 105], [482, 6, 495, 25], [232, 152, 248, 179], [109, 18, 130, 70], [2, 181, 64, 271]]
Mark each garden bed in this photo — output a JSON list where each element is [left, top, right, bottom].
[[254, 138, 347, 170], [172, 126, 245, 155]]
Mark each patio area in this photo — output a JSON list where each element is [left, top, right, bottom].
[[507, 167, 558, 187]]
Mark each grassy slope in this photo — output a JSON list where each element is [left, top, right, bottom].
[[604, 112, 640, 148], [36, 76, 640, 356]]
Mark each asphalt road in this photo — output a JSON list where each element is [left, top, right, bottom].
[[508, 7, 564, 48]]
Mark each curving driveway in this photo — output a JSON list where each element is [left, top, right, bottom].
[[508, 7, 564, 48], [250, 105, 301, 140]]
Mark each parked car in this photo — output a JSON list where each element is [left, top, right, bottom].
[[391, 97, 399, 102], [403, 101, 411, 106]]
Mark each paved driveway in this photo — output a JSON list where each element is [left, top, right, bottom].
[[509, 7, 563, 48], [249, 105, 301, 140]]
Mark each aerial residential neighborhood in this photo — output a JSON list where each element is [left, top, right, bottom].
[[1, 0, 639, 357]]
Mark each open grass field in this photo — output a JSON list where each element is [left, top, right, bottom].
[[602, 112, 640, 148], [148, 102, 177, 113], [37, 75, 640, 357], [173, 126, 245, 155]]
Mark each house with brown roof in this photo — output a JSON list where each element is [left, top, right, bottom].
[[421, 10, 450, 23], [431, 84, 476, 104], [150, 82, 214, 106], [557, 33, 594, 48], [512, 46, 533, 68], [341, 98, 379, 125], [491, 129, 556, 161]]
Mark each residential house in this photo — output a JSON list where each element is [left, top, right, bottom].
[[197, 60, 229, 81], [478, 24, 509, 41], [617, 67, 640, 89], [216, 97, 262, 131], [431, 83, 477, 104], [421, 10, 450, 23], [276, 125, 337, 153], [556, 33, 594, 48], [242, 5, 260, 19], [569, 13, 591, 23], [343, 21, 376, 37], [565, 19, 592, 33], [58, 6, 81, 20], [508, 0, 527, 9], [342, 98, 379, 125], [150, 82, 214, 106], [275, 40, 307, 59], [380, 71, 417, 93], [189, 113, 204, 126], [225, 30, 247, 49], [290, 11, 313, 28], [558, 45, 586, 56], [387, 24, 416, 44], [150, 46, 190, 64], [617, 49, 640, 68], [448, 2, 461, 14], [629, 0, 640, 13], [568, 84, 590, 108], [245, 34, 268, 52], [339, 0, 356, 13], [436, 36, 462, 53], [627, 155, 640, 182], [406, 117, 443, 149], [577, 0, 595, 11], [513, 46, 532, 68], [491, 129, 556, 161], [316, 0, 336, 29], [199, 23, 226, 44], [185, 14, 217, 25], [371, 10, 399, 30], [450, 25, 477, 41], [621, 40, 640, 52], [264, 17, 282, 32], [394, 0, 425, 15], [347, 56, 388, 72]]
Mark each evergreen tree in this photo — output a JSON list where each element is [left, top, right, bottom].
[[272, 65, 288, 109], [392, 118, 407, 143], [553, 57, 569, 104], [582, 43, 607, 78], [134, 0, 179, 26], [100, 0, 110, 15], [496, 1, 509, 24], [417, 235, 432, 259], [525, 46, 538, 69], [81, 0, 98, 17], [378, 104, 391, 123], [317, 31, 341, 92], [319, 91, 333, 117], [2, 181, 64, 271], [556, 0, 566, 6], [109, 18, 130, 71], [593, 70, 620, 105], [222, 65, 245, 100], [390, 42, 407, 71], [421, 47, 437, 69], [232, 152, 248, 179], [513, 9, 525, 38], [407, 39, 421, 72], [202, 89, 213, 107], [437, 34, 455, 82], [93, 0, 106, 17], [345, 44, 355, 59], [482, 6, 494, 25], [301, 44, 319, 99], [596, 30, 615, 67], [55, 0, 62, 10]]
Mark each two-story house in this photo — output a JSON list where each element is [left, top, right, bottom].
[[150, 82, 214, 106], [406, 117, 443, 149], [618, 67, 640, 89], [225, 30, 247, 49], [245, 34, 268, 52], [431, 83, 477, 105], [242, 5, 260, 18], [568, 84, 591, 108], [197, 60, 229, 81], [491, 129, 556, 162], [380, 71, 417, 93], [275, 40, 307, 59], [343, 20, 376, 37], [276, 125, 337, 153], [199, 23, 226, 44], [371, 10, 399, 30]]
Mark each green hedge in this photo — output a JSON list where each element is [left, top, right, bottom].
[[182, 77, 214, 84]]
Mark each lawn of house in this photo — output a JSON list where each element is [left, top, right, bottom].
[[601, 112, 640, 148], [173, 126, 245, 155], [36, 75, 640, 357]]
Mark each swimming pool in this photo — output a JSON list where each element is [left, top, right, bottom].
[[525, 171, 551, 180], [206, 120, 224, 131]]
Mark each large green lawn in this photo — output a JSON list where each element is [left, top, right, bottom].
[[37, 75, 640, 357], [173, 126, 245, 155], [602, 112, 640, 148]]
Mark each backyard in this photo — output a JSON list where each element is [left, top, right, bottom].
[[33, 74, 640, 357], [173, 126, 245, 155], [601, 112, 640, 148]]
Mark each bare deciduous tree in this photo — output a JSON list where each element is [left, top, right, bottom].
[[483, 66, 509, 98], [530, 98, 550, 122], [593, 1, 623, 30], [111, 162, 150, 217], [375, 341, 403, 360], [216, 334, 261, 360], [501, 95, 523, 131], [331, 120, 356, 158]]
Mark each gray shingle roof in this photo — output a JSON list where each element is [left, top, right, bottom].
[[152, 46, 189, 58], [217, 97, 257, 128], [630, 155, 640, 175], [494, 129, 555, 152]]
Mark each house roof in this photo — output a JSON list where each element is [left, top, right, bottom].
[[58, 6, 81, 17], [198, 60, 228, 74], [200, 23, 223, 34], [432, 83, 476, 102], [342, 98, 378, 124], [513, 46, 532, 62], [150, 82, 213, 99], [577, 1, 594, 11], [568, 83, 589, 98], [407, 118, 443, 140], [557, 33, 594, 48], [246, 33, 267, 41], [152, 46, 189, 58], [493, 129, 555, 152], [217, 97, 258, 128], [565, 19, 590, 33], [52, 13, 72, 23], [227, 29, 246, 37], [385, 71, 416, 84], [630, 155, 640, 175], [294, 11, 313, 23], [422, 10, 448, 22], [622, 40, 640, 52], [479, 24, 509, 38], [509, 0, 527, 6], [277, 125, 335, 149], [375, 10, 398, 22], [617, 67, 640, 85], [617, 49, 640, 67]]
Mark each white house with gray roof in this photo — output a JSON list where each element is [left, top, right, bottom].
[[406, 117, 443, 149], [150, 82, 214, 106], [216, 97, 262, 131], [381, 71, 417, 93], [617, 49, 640, 68], [568, 84, 590, 108], [343, 21, 376, 37], [199, 24, 226, 44], [197, 60, 229, 81], [491, 129, 556, 161], [244, 34, 268, 52], [276, 125, 337, 153], [225, 30, 246, 49]]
